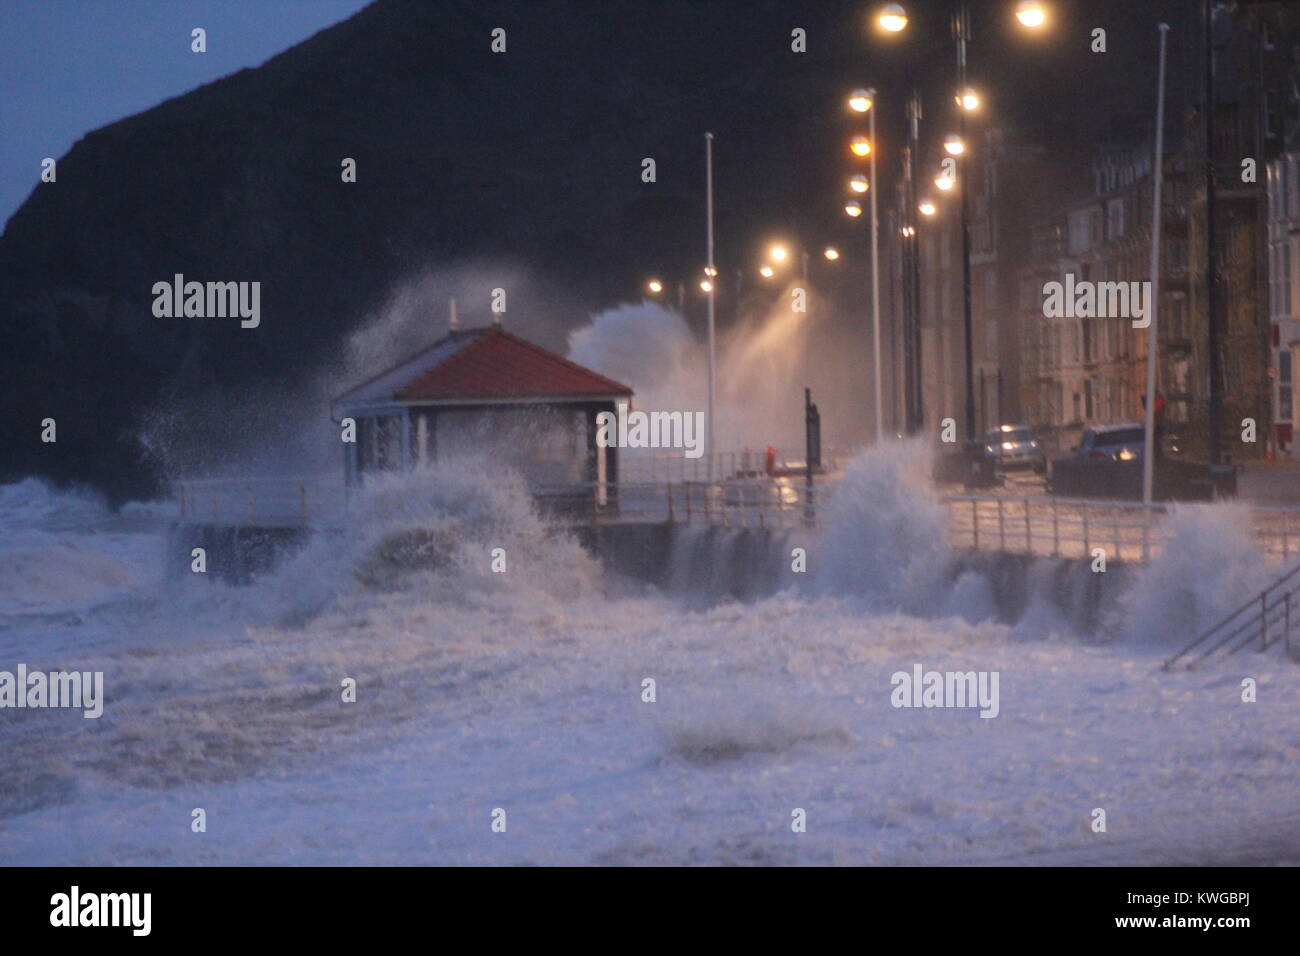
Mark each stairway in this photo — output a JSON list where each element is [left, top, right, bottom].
[[1163, 562, 1300, 670]]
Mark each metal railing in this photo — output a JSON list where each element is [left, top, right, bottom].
[[175, 478, 1300, 569], [1163, 560, 1300, 670], [177, 477, 348, 528], [942, 494, 1300, 565], [942, 494, 1165, 563], [617, 449, 824, 485], [534, 479, 817, 531]]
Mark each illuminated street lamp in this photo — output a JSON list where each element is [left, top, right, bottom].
[[647, 279, 663, 294], [918, 199, 937, 217], [823, 247, 840, 261], [769, 244, 788, 263], [699, 278, 713, 293], [850, 135, 872, 157], [1015, 0, 1047, 29], [944, 134, 965, 156], [848, 88, 874, 112], [878, 3, 908, 32], [956, 87, 980, 111], [844, 200, 863, 218], [935, 173, 955, 191], [850, 174, 869, 193], [759, 264, 775, 278]]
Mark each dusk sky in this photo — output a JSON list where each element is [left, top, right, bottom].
[[0, 0, 370, 229]]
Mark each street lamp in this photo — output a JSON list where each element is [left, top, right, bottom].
[[848, 89, 874, 112], [844, 200, 863, 217], [1015, 0, 1047, 29], [769, 244, 788, 263], [699, 278, 713, 293], [850, 174, 870, 193], [918, 199, 937, 216], [759, 264, 775, 278], [823, 247, 840, 261], [850, 135, 872, 157], [935, 173, 955, 191], [878, 3, 908, 32], [647, 279, 663, 294], [872, 2, 1050, 442]]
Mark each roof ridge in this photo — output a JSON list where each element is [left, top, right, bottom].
[[332, 326, 491, 404], [487, 327, 632, 393]]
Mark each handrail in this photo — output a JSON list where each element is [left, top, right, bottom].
[[1162, 560, 1300, 670]]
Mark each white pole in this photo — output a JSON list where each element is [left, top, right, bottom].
[[1142, 24, 1170, 506], [869, 90, 883, 444], [706, 132, 717, 481]]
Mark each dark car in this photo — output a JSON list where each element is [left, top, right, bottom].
[[1074, 423, 1146, 462], [982, 424, 1047, 473]]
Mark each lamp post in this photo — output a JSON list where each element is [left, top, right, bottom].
[[705, 132, 717, 481], [954, 4, 976, 441], [849, 88, 883, 444], [1142, 23, 1171, 507], [904, 88, 924, 435], [868, 88, 883, 445]]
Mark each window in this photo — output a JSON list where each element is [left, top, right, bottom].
[[1107, 198, 1125, 240], [1068, 209, 1092, 255]]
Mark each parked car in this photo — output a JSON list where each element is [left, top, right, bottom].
[[1073, 423, 1146, 462], [982, 424, 1046, 473]]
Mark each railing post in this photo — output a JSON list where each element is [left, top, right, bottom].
[[1283, 515, 1290, 561], [1024, 500, 1032, 555], [1260, 591, 1268, 650], [1052, 497, 1060, 558], [1082, 505, 1090, 560], [1288, 592, 1295, 659], [971, 498, 980, 551], [1142, 506, 1151, 563], [997, 498, 1005, 552], [1113, 508, 1121, 564]]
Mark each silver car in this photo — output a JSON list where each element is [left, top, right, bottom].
[[982, 424, 1046, 472]]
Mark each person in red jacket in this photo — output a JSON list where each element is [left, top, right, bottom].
[[1141, 391, 1168, 458]]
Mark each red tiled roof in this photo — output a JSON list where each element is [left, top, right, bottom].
[[394, 327, 632, 402]]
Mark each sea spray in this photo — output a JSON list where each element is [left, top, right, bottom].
[[813, 440, 950, 612], [1109, 502, 1272, 647], [259, 458, 602, 625], [566, 298, 872, 456]]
